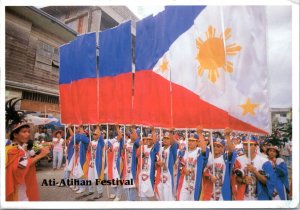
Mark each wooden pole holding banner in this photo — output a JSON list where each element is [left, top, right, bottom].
[[160, 128, 163, 161], [106, 123, 110, 198], [185, 129, 188, 150], [73, 125, 76, 179], [160, 128, 163, 200], [185, 129, 190, 190], [247, 132, 251, 198], [88, 125, 92, 165], [139, 125, 143, 200], [64, 124, 67, 153], [209, 130, 216, 200], [63, 124, 67, 180], [123, 125, 130, 200], [88, 124, 92, 140]]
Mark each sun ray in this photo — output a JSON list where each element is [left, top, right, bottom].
[[210, 69, 218, 83], [196, 50, 201, 62], [225, 43, 237, 48], [196, 38, 204, 49], [223, 61, 233, 73], [223, 28, 232, 40], [226, 43, 241, 55], [216, 68, 220, 78], [197, 66, 205, 76], [208, 68, 211, 80], [206, 25, 215, 39]]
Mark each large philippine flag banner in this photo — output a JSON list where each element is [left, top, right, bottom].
[[134, 6, 269, 134], [98, 21, 132, 124], [59, 33, 97, 124], [59, 43, 73, 124]]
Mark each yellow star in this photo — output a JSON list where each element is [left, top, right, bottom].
[[160, 59, 169, 73], [239, 98, 259, 116]]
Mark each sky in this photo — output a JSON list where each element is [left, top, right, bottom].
[[127, 6, 292, 108]]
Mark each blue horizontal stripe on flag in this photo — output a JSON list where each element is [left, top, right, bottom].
[[99, 21, 132, 77], [135, 6, 206, 71]]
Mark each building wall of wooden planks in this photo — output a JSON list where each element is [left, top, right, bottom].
[[21, 100, 60, 115], [5, 12, 67, 93], [5, 10, 70, 117]]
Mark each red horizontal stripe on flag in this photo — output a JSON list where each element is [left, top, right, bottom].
[[59, 84, 74, 124], [72, 78, 98, 124], [133, 70, 172, 127], [171, 79, 267, 134], [133, 70, 267, 134], [98, 73, 133, 124]]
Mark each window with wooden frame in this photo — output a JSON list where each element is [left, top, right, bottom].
[[35, 40, 53, 71], [22, 90, 59, 104], [35, 40, 59, 71]]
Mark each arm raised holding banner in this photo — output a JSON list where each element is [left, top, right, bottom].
[[196, 126, 208, 155], [224, 127, 234, 155], [115, 124, 123, 141], [68, 124, 74, 137]]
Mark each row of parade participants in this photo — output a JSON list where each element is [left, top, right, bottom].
[[6, 118, 290, 201]]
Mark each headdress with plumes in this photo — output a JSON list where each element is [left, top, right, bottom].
[[5, 98, 29, 133]]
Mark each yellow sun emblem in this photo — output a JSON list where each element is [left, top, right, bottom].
[[196, 25, 241, 83]]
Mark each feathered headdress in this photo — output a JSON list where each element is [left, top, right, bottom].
[[5, 98, 29, 133]]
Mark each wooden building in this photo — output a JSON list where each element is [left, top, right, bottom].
[[6, 6, 138, 118], [42, 6, 139, 65], [41, 6, 139, 35], [5, 6, 78, 118]]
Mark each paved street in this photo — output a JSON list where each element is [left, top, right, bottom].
[[37, 159, 293, 201], [37, 159, 121, 201], [36, 159, 156, 201]]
